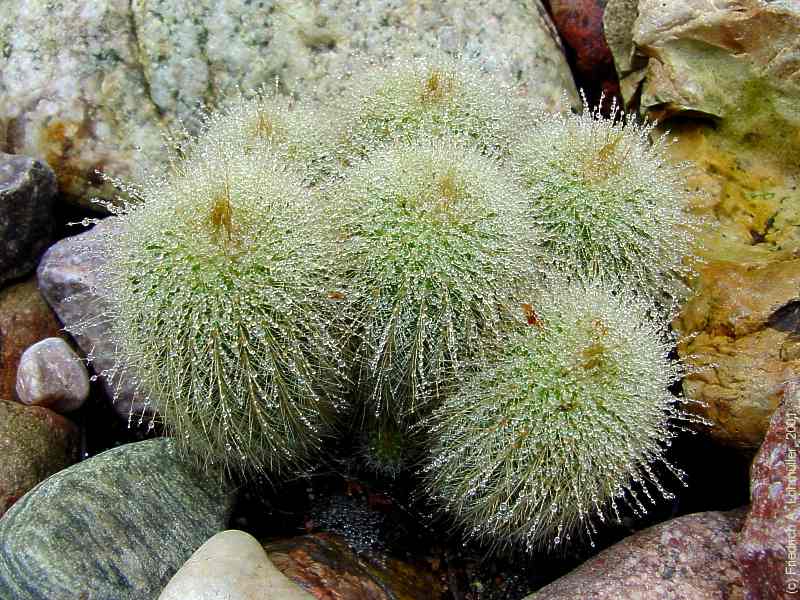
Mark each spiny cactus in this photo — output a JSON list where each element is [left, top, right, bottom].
[[425, 282, 705, 552], [183, 91, 332, 185], [514, 97, 701, 313], [324, 137, 540, 452], [332, 53, 526, 165], [76, 129, 347, 478]]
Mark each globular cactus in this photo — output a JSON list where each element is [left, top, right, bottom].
[[425, 282, 706, 552], [78, 126, 347, 479], [185, 91, 333, 185], [332, 53, 525, 164], [514, 98, 701, 314], [324, 137, 540, 460]]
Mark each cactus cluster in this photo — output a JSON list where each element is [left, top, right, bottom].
[[78, 51, 702, 552]]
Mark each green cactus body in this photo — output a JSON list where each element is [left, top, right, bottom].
[[333, 53, 525, 164], [190, 92, 333, 185], [324, 138, 540, 459], [515, 99, 701, 314], [84, 132, 346, 478], [425, 282, 705, 552]]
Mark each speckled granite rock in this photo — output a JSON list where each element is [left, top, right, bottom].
[[0, 153, 57, 285], [0, 0, 577, 208], [616, 0, 800, 449], [37, 219, 149, 421], [0, 277, 62, 402], [736, 383, 800, 599], [16, 337, 90, 412], [0, 399, 79, 517], [0, 438, 236, 600], [160, 530, 315, 600], [265, 533, 446, 600], [523, 510, 747, 600]]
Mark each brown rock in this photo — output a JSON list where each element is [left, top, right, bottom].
[[264, 533, 445, 600], [0, 278, 63, 403], [736, 383, 800, 599], [0, 399, 79, 516], [524, 509, 747, 600], [633, 0, 800, 170], [674, 258, 800, 449]]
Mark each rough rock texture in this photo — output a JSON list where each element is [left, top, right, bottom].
[[548, 0, 620, 109], [634, 0, 800, 165], [15, 337, 90, 412], [736, 383, 800, 599], [0, 438, 236, 600], [0, 0, 577, 208], [675, 259, 800, 448], [0, 278, 63, 403], [37, 219, 148, 420], [524, 510, 747, 599], [618, 0, 800, 449], [0, 399, 79, 517], [602, 0, 644, 100], [160, 530, 316, 600], [265, 533, 446, 600], [0, 153, 57, 285]]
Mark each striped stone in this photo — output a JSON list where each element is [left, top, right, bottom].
[[0, 438, 235, 599]]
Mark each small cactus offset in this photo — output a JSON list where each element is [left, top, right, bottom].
[[79, 124, 346, 478], [323, 137, 540, 453], [514, 97, 701, 313], [424, 282, 704, 552]]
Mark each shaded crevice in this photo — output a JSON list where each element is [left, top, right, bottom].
[[768, 300, 800, 334]]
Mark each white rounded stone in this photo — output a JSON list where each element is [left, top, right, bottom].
[[159, 530, 316, 600]]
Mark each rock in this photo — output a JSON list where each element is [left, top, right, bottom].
[[0, 399, 79, 516], [265, 533, 446, 600], [0, 277, 63, 403], [618, 0, 800, 449], [633, 0, 800, 166], [0, 0, 577, 208], [548, 0, 620, 110], [0, 438, 236, 600], [0, 153, 57, 286], [37, 219, 148, 420], [674, 258, 800, 449], [159, 530, 315, 600], [736, 383, 800, 599], [523, 509, 747, 599], [602, 0, 645, 102], [15, 337, 90, 412]]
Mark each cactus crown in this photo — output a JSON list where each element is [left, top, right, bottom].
[[64, 50, 702, 553], [332, 53, 524, 164], [323, 137, 540, 434], [514, 96, 701, 314]]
